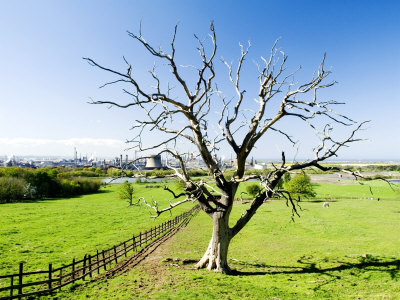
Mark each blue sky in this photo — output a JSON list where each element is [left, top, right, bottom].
[[0, 0, 399, 160]]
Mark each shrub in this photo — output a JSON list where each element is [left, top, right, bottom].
[[246, 183, 261, 197], [283, 172, 291, 183], [188, 169, 208, 177], [107, 168, 121, 177], [24, 169, 60, 198], [119, 180, 135, 205], [60, 179, 81, 196], [0, 167, 26, 178], [75, 178, 101, 194], [0, 177, 28, 203], [0, 167, 102, 202], [284, 173, 316, 198]]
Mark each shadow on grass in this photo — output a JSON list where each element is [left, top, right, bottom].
[[229, 254, 400, 280], [301, 199, 339, 203]]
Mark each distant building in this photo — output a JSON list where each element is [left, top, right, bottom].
[[144, 155, 164, 170]]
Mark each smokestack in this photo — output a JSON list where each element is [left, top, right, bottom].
[[120, 154, 123, 168], [74, 147, 77, 166]]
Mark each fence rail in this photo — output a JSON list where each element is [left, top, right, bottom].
[[0, 205, 200, 300]]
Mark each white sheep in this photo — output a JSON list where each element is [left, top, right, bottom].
[[323, 202, 330, 208]]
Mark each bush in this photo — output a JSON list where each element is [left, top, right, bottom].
[[0, 177, 27, 203], [284, 173, 316, 198], [24, 169, 60, 198], [107, 168, 121, 177], [0, 167, 26, 178], [59, 179, 81, 196], [188, 169, 208, 177], [0, 167, 102, 202], [283, 172, 291, 183], [246, 183, 261, 197], [119, 181, 135, 205], [60, 178, 100, 196]]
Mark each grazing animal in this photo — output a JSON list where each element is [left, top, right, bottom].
[[323, 202, 330, 208]]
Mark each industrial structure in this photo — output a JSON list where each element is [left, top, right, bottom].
[[144, 154, 164, 170]]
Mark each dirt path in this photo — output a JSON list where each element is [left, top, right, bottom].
[[95, 213, 195, 282]]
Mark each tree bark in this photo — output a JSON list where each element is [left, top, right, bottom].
[[195, 209, 232, 273]]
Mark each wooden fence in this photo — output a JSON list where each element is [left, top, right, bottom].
[[0, 205, 200, 300]]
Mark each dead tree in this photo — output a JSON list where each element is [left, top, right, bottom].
[[84, 22, 369, 274]]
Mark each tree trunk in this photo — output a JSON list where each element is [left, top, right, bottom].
[[194, 210, 232, 274]]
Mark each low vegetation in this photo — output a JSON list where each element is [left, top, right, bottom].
[[57, 182, 400, 299], [246, 183, 261, 197], [0, 167, 101, 203], [284, 173, 316, 198], [1, 176, 399, 298], [0, 183, 193, 275]]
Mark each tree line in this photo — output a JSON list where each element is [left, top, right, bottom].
[[0, 167, 101, 203]]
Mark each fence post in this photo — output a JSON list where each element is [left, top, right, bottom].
[[96, 250, 100, 275], [133, 235, 136, 252], [124, 241, 127, 257], [18, 262, 23, 298], [102, 250, 106, 271], [114, 246, 118, 264], [72, 258, 75, 280], [48, 263, 52, 291], [82, 255, 86, 280], [59, 268, 63, 290], [88, 254, 92, 279], [10, 276, 14, 298], [139, 232, 142, 247]]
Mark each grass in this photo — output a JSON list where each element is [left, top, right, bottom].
[[314, 180, 400, 200], [44, 180, 398, 299], [58, 192, 400, 299], [0, 182, 193, 275], [1, 179, 399, 298]]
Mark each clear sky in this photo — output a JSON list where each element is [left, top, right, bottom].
[[0, 0, 399, 160]]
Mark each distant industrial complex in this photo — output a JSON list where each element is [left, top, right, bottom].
[[0, 148, 268, 171]]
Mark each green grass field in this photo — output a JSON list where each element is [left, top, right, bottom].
[[0, 182, 193, 275], [1, 180, 399, 299], [58, 187, 400, 299], [314, 180, 400, 200]]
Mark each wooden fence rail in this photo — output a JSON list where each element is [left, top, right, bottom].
[[0, 205, 199, 300]]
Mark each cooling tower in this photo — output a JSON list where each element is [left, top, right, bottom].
[[145, 155, 163, 169]]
